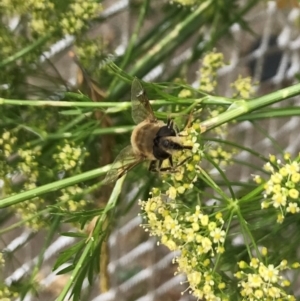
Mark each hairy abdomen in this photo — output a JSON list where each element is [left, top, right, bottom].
[[131, 121, 161, 160]]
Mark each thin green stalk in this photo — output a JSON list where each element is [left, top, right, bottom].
[[109, 0, 149, 91], [239, 184, 265, 204], [198, 167, 232, 202], [56, 176, 125, 301], [236, 208, 261, 260], [0, 166, 110, 208], [200, 83, 300, 132], [0, 33, 51, 68], [237, 107, 300, 120], [251, 121, 285, 156], [191, 0, 259, 60], [30, 217, 61, 287], [213, 210, 234, 273], [133, 7, 187, 59], [203, 137, 269, 163], [206, 154, 235, 200], [0, 96, 231, 108], [58, 113, 92, 134], [108, 0, 213, 98]]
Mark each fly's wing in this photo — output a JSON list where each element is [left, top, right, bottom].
[[131, 77, 156, 124], [103, 145, 143, 184]]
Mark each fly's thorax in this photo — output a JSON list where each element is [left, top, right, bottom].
[[130, 120, 165, 160]]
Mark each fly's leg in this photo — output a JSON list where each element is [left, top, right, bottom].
[[149, 158, 174, 173], [148, 160, 157, 172], [160, 157, 191, 172]]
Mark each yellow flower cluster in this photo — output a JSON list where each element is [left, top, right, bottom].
[[57, 185, 87, 212], [13, 147, 45, 229], [53, 140, 87, 172], [0, 131, 17, 158], [199, 51, 224, 93], [0, 286, 18, 301], [140, 194, 227, 300], [0, 254, 18, 300], [255, 153, 300, 223], [1, 0, 100, 36], [18, 147, 41, 188], [60, 0, 99, 35], [139, 122, 229, 300], [231, 75, 255, 99], [13, 196, 46, 230], [0, 0, 51, 14], [207, 145, 235, 167], [235, 256, 298, 300], [0, 25, 16, 58]]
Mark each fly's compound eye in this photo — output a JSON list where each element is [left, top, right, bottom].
[[162, 139, 173, 148]]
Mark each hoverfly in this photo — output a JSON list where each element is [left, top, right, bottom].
[[104, 78, 192, 184]]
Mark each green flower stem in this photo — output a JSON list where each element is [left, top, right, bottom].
[[200, 83, 300, 132], [108, 0, 213, 98], [237, 107, 300, 120], [0, 166, 111, 208], [26, 125, 135, 148], [0, 97, 230, 108], [56, 176, 125, 301], [31, 216, 61, 286], [0, 33, 51, 68], [133, 7, 186, 59], [0, 199, 70, 234], [236, 208, 261, 260], [109, 0, 149, 91], [239, 184, 265, 204], [204, 137, 269, 164], [2, 85, 300, 129], [191, 0, 259, 60], [213, 210, 234, 273]]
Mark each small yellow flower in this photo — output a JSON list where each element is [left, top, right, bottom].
[[200, 214, 209, 226], [250, 258, 259, 268], [281, 280, 291, 287], [292, 262, 300, 268], [166, 186, 177, 199], [259, 264, 279, 283], [187, 271, 202, 286], [165, 239, 177, 251], [238, 261, 247, 269], [271, 173, 283, 184], [253, 175, 262, 184], [287, 202, 299, 214], [209, 227, 225, 243], [201, 237, 212, 253], [288, 188, 299, 199], [177, 186, 185, 194], [272, 193, 287, 208], [192, 222, 200, 231], [248, 274, 263, 288], [264, 162, 274, 172], [291, 172, 300, 183], [254, 289, 264, 298], [261, 247, 268, 256], [208, 221, 216, 231], [261, 200, 270, 209], [277, 213, 284, 223], [178, 89, 192, 98]]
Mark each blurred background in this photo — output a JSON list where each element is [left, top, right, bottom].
[[1, 0, 300, 300]]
